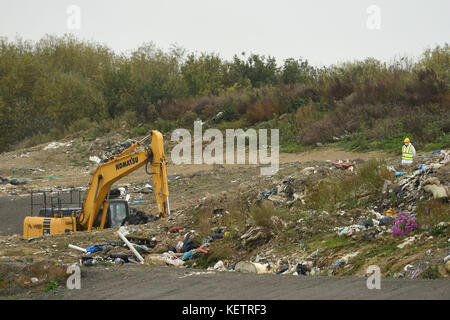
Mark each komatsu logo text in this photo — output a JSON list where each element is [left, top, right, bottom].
[[116, 157, 139, 170]]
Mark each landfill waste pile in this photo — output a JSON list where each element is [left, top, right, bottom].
[[380, 150, 450, 212], [0, 142, 449, 295]]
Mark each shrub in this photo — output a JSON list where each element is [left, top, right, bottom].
[[416, 199, 450, 231], [422, 265, 441, 279], [392, 211, 418, 236], [246, 101, 274, 124], [249, 203, 279, 231], [357, 159, 390, 192], [296, 100, 316, 129], [177, 110, 197, 127]]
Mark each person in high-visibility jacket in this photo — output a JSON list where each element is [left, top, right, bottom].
[[401, 137, 416, 165]]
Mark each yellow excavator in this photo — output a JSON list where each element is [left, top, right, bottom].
[[23, 130, 169, 238]]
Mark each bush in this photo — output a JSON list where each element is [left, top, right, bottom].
[[416, 199, 450, 231], [357, 159, 390, 192], [249, 203, 279, 231], [392, 211, 418, 236], [1, 35, 448, 153], [246, 101, 274, 124], [296, 100, 316, 129], [177, 110, 197, 128], [422, 265, 440, 279]]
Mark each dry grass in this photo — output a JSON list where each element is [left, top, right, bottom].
[[305, 159, 392, 211], [416, 199, 450, 233], [296, 100, 316, 129]]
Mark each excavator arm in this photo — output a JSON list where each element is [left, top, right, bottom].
[[78, 130, 169, 231], [23, 130, 169, 238]]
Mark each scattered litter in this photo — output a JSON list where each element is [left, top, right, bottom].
[[296, 264, 308, 275], [340, 251, 359, 264], [423, 184, 448, 199], [182, 249, 197, 261], [397, 235, 419, 249], [178, 271, 215, 279], [261, 188, 277, 198], [43, 141, 72, 150], [387, 165, 396, 172], [234, 261, 269, 274], [404, 264, 414, 272], [411, 268, 421, 279], [213, 260, 226, 271], [275, 264, 289, 274], [385, 208, 396, 217], [330, 162, 353, 170], [68, 244, 87, 253], [89, 156, 101, 164], [117, 230, 145, 264], [168, 226, 183, 233], [118, 226, 135, 236], [379, 216, 395, 226], [162, 252, 185, 267]]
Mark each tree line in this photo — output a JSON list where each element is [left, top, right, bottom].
[[0, 35, 448, 151]]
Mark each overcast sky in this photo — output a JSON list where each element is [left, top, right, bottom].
[[1, 0, 449, 66]]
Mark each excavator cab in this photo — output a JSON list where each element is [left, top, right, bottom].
[[93, 199, 129, 228]]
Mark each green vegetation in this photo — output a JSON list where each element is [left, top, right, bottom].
[[0, 273, 5, 289], [195, 240, 234, 268], [305, 159, 393, 211], [422, 265, 441, 279], [249, 203, 282, 230], [307, 235, 351, 250], [416, 199, 450, 232], [0, 35, 448, 153], [44, 280, 59, 292]]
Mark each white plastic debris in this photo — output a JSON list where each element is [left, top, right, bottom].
[[89, 156, 101, 164], [213, 260, 226, 271], [118, 226, 135, 236], [162, 252, 184, 267], [117, 230, 145, 264], [404, 264, 414, 272], [340, 251, 359, 264], [43, 141, 72, 150], [387, 165, 396, 172], [68, 244, 87, 253], [397, 235, 419, 249]]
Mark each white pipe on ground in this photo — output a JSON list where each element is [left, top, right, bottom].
[[68, 244, 87, 253], [117, 230, 145, 264]]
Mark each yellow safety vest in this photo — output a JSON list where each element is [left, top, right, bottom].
[[402, 144, 414, 161]]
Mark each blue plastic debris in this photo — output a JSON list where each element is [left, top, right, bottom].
[[395, 171, 406, 177], [261, 188, 277, 199], [182, 249, 198, 261], [86, 245, 103, 253], [334, 260, 345, 267], [432, 150, 441, 154], [131, 200, 145, 205], [419, 164, 426, 172]]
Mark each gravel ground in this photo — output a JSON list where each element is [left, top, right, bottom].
[[31, 265, 450, 300]]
